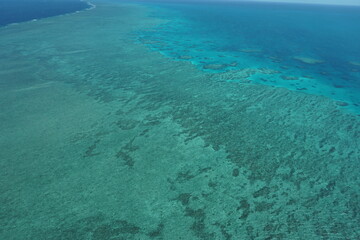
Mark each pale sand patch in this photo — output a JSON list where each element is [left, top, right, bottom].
[[349, 61, 360, 66], [178, 55, 193, 60], [239, 48, 262, 53], [294, 56, 324, 64], [59, 49, 90, 55], [13, 81, 55, 92], [203, 63, 227, 70]]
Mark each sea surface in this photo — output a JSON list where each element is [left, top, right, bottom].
[[0, 0, 90, 27], [1, 0, 360, 239], [138, 1, 360, 112]]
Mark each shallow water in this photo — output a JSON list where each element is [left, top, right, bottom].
[[1, 0, 360, 239], [138, 1, 360, 112]]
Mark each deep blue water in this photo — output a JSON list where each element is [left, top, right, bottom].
[[0, 0, 89, 27], [138, 1, 360, 112]]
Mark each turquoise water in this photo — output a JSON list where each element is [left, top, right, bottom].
[[2, 1, 360, 239], [138, 1, 360, 112]]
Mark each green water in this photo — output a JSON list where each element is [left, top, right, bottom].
[[1, 1, 360, 239]]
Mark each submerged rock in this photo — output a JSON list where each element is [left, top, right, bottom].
[[336, 101, 349, 107], [281, 75, 299, 81], [203, 63, 227, 70]]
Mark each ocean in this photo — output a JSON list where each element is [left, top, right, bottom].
[[139, 1, 360, 112], [1, 0, 360, 239], [0, 0, 90, 27]]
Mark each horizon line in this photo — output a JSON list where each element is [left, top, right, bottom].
[[223, 0, 360, 6], [165, 0, 360, 7]]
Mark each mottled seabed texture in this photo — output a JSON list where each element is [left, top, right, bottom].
[[0, 0, 360, 239]]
